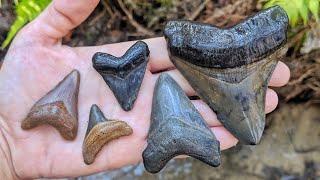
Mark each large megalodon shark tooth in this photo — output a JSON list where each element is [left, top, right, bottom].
[[92, 41, 150, 111], [143, 73, 221, 173], [164, 6, 289, 145]]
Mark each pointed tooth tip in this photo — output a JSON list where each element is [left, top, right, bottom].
[[241, 130, 263, 145], [90, 104, 99, 111], [207, 158, 221, 167], [122, 104, 132, 111], [142, 155, 162, 174], [117, 121, 133, 135], [70, 69, 80, 76], [67, 69, 80, 81], [246, 138, 261, 145], [89, 104, 107, 122], [155, 73, 176, 91], [21, 118, 31, 129], [64, 69, 80, 89], [90, 104, 101, 112]]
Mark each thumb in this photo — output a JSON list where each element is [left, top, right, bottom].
[[26, 0, 100, 44]]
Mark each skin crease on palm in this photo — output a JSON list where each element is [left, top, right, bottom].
[[0, 0, 290, 179]]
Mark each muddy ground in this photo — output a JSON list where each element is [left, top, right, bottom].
[[0, 0, 319, 179]]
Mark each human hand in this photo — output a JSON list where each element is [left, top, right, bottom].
[[0, 0, 290, 178]]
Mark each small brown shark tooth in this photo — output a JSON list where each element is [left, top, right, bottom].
[[21, 70, 80, 140], [83, 104, 133, 165], [143, 73, 221, 173], [164, 6, 289, 145], [92, 41, 150, 111]]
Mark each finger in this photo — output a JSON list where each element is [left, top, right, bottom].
[[192, 100, 221, 127], [27, 0, 99, 42], [75, 37, 174, 72], [212, 126, 238, 150], [265, 88, 278, 113], [269, 61, 290, 87]]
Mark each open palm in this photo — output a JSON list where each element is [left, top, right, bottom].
[[0, 1, 290, 179]]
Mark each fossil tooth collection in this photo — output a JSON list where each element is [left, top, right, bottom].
[[20, 6, 288, 173], [21, 70, 80, 140], [143, 73, 221, 173], [92, 41, 150, 111], [83, 105, 133, 165], [164, 6, 288, 145]]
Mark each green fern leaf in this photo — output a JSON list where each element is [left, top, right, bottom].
[[309, 0, 320, 21], [295, 0, 308, 25], [1, 0, 51, 49], [263, 0, 320, 27]]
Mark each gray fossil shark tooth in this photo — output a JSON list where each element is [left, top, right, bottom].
[[92, 41, 150, 111], [164, 6, 289, 145], [143, 73, 221, 173], [21, 70, 80, 140], [85, 104, 107, 136], [83, 104, 133, 165]]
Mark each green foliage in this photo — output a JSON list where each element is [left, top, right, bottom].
[[1, 0, 51, 49], [263, 0, 320, 27]]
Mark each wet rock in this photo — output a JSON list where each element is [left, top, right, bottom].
[[143, 73, 221, 173], [92, 41, 150, 111], [83, 104, 133, 165], [21, 70, 80, 140], [164, 6, 289, 145]]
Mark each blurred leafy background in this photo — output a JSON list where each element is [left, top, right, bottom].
[[2, 0, 320, 48]]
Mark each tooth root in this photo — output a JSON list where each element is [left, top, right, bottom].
[[143, 73, 221, 173], [83, 105, 133, 165], [92, 41, 150, 111], [21, 70, 80, 140]]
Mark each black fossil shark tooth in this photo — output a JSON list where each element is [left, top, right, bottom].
[[92, 41, 150, 111], [143, 73, 221, 173], [21, 70, 80, 140], [164, 6, 289, 145], [83, 104, 133, 165]]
